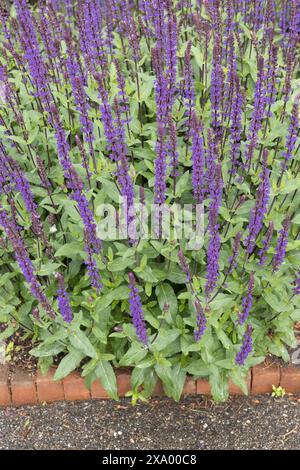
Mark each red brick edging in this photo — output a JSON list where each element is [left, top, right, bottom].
[[1, 361, 300, 406]]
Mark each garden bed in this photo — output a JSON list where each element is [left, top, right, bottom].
[[1, 323, 300, 407]]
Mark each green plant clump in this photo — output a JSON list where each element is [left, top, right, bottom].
[[0, 1, 300, 402]]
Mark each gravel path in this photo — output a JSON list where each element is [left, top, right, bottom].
[[0, 396, 299, 450]]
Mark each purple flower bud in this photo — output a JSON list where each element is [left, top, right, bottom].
[[282, 98, 299, 171], [272, 218, 291, 272], [228, 232, 242, 274], [229, 75, 244, 175], [245, 150, 270, 254], [128, 272, 148, 345], [165, 1, 177, 103], [56, 273, 73, 323], [183, 41, 195, 120], [245, 56, 266, 169], [154, 122, 167, 205], [36, 156, 51, 189], [32, 308, 41, 322], [191, 112, 205, 204], [210, 35, 224, 144], [258, 221, 274, 266], [205, 163, 223, 297], [178, 249, 191, 283], [235, 325, 253, 365], [238, 272, 255, 325], [194, 299, 207, 341]]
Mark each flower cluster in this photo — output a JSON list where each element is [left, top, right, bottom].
[[56, 273, 73, 323], [128, 272, 148, 345], [235, 325, 253, 366], [238, 273, 255, 325], [244, 150, 270, 254], [272, 218, 291, 272]]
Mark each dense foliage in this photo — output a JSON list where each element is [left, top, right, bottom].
[[0, 0, 300, 402]]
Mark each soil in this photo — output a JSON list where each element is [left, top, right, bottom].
[[5, 329, 38, 378], [1, 324, 68, 377]]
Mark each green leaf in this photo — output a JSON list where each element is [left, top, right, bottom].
[[281, 179, 300, 194], [109, 257, 135, 272], [96, 285, 129, 310], [229, 369, 249, 396], [37, 262, 61, 276], [134, 266, 158, 283], [70, 329, 98, 358], [263, 292, 287, 313], [30, 342, 66, 358], [95, 361, 118, 400], [0, 324, 15, 341], [139, 76, 155, 102], [156, 283, 178, 323], [119, 342, 148, 366], [184, 360, 210, 377], [166, 263, 187, 283], [151, 329, 180, 351], [175, 171, 191, 197], [54, 349, 84, 381], [55, 242, 84, 258], [209, 370, 229, 402], [215, 329, 232, 350], [81, 358, 98, 377], [96, 178, 120, 203], [155, 364, 186, 402], [210, 294, 235, 311]]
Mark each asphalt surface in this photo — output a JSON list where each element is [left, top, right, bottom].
[[0, 396, 299, 450]]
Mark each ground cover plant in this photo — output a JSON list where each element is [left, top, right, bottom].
[[0, 0, 300, 402]]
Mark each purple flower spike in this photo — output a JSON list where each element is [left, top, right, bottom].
[[15, 0, 52, 111], [228, 231, 242, 274], [154, 122, 167, 205], [258, 221, 274, 266], [128, 272, 148, 345], [229, 75, 244, 176], [178, 249, 191, 283], [245, 56, 266, 170], [56, 273, 73, 323], [244, 150, 270, 254], [168, 116, 179, 183], [183, 41, 195, 119], [165, 0, 177, 104], [191, 112, 205, 204], [235, 325, 253, 366], [210, 35, 224, 143], [194, 299, 207, 342], [205, 163, 223, 297], [282, 98, 299, 172], [238, 272, 255, 325], [272, 218, 291, 272], [51, 105, 102, 290]]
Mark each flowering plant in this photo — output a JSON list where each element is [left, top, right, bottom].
[[0, 0, 300, 402]]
